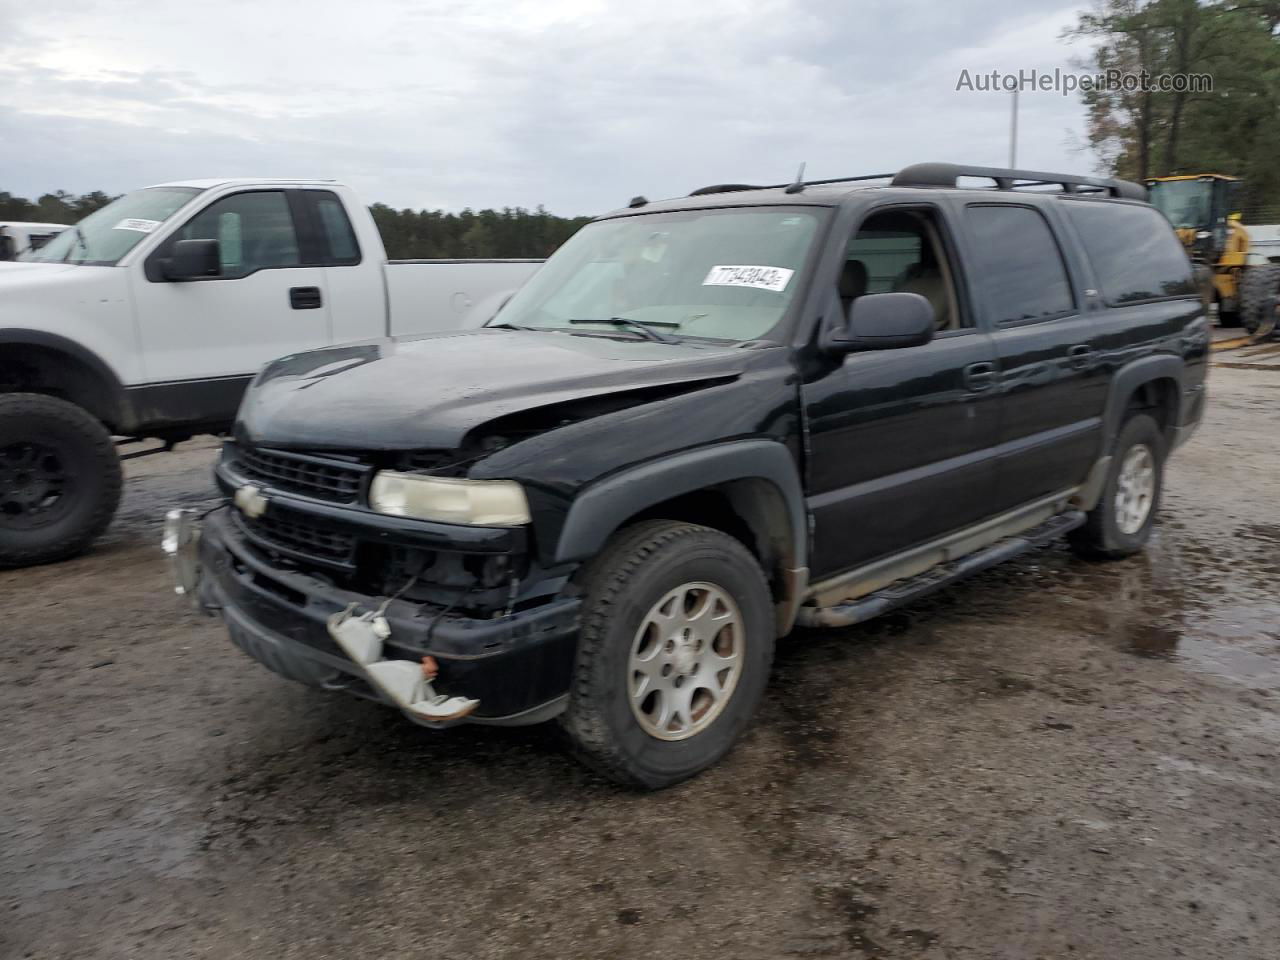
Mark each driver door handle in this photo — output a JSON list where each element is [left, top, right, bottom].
[[964, 361, 996, 392], [289, 286, 323, 310]]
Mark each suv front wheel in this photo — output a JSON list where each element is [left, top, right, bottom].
[[1070, 413, 1165, 559], [560, 520, 775, 789]]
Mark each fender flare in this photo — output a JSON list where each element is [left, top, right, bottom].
[[0, 328, 133, 429], [554, 439, 808, 570], [1100, 354, 1184, 452]]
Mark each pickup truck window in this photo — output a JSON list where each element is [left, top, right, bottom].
[[1062, 200, 1199, 305], [489, 207, 824, 342], [175, 191, 301, 279], [20, 186, 202, 265], [964, 205, 1074, 324], [312, 193, 361, 264]]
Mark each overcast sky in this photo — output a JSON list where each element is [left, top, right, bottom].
[[1, 0, 1100, 216]]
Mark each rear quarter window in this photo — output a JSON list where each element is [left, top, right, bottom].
[[1062, 200, 1197, 305]]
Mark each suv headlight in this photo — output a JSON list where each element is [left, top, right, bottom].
[[368, 472, 531, 526]]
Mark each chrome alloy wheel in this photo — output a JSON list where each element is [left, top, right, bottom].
[[1115, 444, 1156, 535], [628, 581, 744, 741]]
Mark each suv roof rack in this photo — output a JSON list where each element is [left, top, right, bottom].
[[687, 173, 894, 198], [683, 163, 1146, 202], [891, 162, 1147, 201]]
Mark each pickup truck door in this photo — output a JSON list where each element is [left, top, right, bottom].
[[957, 202, 1107, 511], [802, 203, 1001, 580], [131, 189, 334, 417]]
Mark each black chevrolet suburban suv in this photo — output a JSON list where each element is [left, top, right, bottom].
[[167, 162, 1209, 788]]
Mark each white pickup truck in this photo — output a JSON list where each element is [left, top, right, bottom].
[[0, 178, 541, 567], [0, 222, 68, 261]]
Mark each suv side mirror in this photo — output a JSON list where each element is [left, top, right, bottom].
[[164, 239, 222, 281], [830, 292, 935, 353]]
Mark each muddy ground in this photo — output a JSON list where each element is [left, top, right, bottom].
[[4, 362, 1279, 960]]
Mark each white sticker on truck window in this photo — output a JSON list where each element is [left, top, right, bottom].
[[113, 218, 161, 233], [702, 264, 794, 292]]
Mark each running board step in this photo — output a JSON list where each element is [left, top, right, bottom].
[[326, 609, 480, 723], [797, 510, 1086, 629]]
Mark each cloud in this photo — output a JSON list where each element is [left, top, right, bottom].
[[1, 0, 1098, 214]]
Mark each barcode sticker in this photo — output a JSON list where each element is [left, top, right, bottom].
[[702, 265, 794, 292], [114, 218, 161, 233]]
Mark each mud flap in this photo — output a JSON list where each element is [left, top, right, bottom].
[[326, 607, 480, 722]]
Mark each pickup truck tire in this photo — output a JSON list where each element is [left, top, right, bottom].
[[1069, 414, 1165, 560], [0, 393, 122, 568], [560, 520, 775, 789]]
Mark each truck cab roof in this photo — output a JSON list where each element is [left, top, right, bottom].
[[145, 177, 343, 190]]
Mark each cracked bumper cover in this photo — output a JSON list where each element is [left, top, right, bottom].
[[197, 507, 581, 726]]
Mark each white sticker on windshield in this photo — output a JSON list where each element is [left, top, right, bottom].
[[113, 218, 161, 233], [703, 264, 794, 293]]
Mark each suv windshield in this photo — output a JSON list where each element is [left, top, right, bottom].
[[21, 186, 204, 265], [491, 207, 824, 342]]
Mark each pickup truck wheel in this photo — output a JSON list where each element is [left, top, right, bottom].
[[0, 393, 122, 568], [1069, 414, 1165, 560], [560, 520, 775, 789]]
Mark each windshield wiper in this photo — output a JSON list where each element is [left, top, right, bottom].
[[486, 322, 538, 331], [567, 317, 680, 343], [64, 225, 88, 263]]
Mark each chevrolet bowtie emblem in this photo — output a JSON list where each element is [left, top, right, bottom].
[[234, 484, 269, 519]]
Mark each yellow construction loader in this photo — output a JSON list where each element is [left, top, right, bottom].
[[1146, 173, 1279, 338]]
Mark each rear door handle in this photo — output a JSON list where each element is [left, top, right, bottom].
[[289, 286, 323, 310], [1068, 344, 1095, 369], [963, 361, 996, 392]]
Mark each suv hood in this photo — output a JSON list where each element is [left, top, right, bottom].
[[238, 328, 754, 451]]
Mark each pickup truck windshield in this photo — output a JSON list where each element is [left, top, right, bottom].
[[21, 186, 203, 265], [490, 207, 824, 341]]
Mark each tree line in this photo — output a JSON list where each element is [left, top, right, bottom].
[[1071, 0, 1280, 217], [0, 190, 591, 259]]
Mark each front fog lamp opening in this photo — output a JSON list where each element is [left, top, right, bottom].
[[369, 472, 531, 526]]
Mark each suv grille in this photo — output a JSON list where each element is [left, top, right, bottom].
[[234, 509, 357, 566], [236, 446, 368, 503]]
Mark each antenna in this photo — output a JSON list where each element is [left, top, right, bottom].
[[784, 162, 807, 194]]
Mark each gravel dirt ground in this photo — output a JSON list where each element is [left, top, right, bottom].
[[4, 362, 1279, 960]]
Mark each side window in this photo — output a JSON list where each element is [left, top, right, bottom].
[[964, 205, 1074, 324], [845, 208, 968, 330], [312, 192, 361, 264], [1063, 201, 1198, 304], [178, 191, 299, 279]]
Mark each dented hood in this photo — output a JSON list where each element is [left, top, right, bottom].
[[236, 328, 750, 451]]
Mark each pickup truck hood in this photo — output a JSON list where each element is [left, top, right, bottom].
[[238, 328, 753, 451], [0, 260, 83, 279]]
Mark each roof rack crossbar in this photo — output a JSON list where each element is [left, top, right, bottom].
[[891, 162, 1146, 201]]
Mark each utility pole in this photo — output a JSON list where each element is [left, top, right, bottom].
[[1009, 89, 1019, 168]]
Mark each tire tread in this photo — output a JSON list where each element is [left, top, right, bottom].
[[0, 392, 122, 568]]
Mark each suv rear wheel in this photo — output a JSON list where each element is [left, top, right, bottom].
[[0, 393, 122, 568], [560, 520, 775, 789], [1069, 413, 1165, 560]]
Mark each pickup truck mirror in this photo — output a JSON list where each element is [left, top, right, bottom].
[[164, 239, 222, 281], [830, 292, 935, 353]]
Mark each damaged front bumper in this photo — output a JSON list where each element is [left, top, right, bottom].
[[165, 506, 581, 727]]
